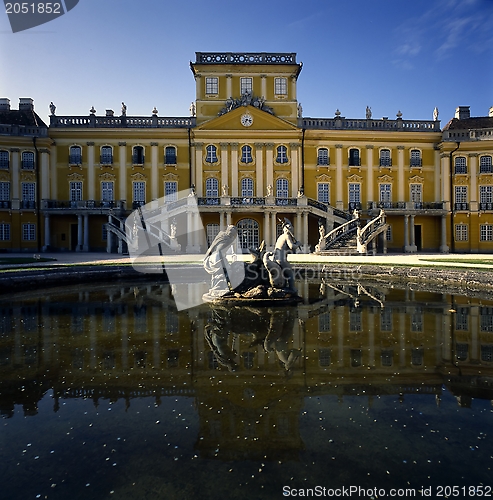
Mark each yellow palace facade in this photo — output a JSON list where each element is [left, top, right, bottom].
[[1, 52, 493, 254]]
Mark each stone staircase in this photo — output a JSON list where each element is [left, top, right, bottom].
[[317, 234, 359, 256]]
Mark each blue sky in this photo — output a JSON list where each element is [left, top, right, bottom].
[[1, 0, 492, 124]]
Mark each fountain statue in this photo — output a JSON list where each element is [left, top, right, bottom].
[[202, 218, 303, 304]]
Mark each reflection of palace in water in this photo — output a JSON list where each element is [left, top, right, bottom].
[[1, 281, 493, 459]]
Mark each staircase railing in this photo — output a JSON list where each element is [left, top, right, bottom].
[[315, 212, 360, 252], [357, 210, 387, 253]]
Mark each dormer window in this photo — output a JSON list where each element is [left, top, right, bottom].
[[132, 146, 144, 165], [69, 146, 82, 165]]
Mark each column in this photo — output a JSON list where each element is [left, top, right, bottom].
[[77, 214, 83, 252], [255, 143, 264, 197], [434, 148, 441, 202], [368, 310, 375, 367], [10, 148, 20, 205], [409, 215, 416, 252], [302, 212, 309, 253], [261, 75, 267, 99], [440, 215, 449, 253], [440, 153, 450, 208], [186, 209, 194, 253], [271, 211, 277, 246], [40, 149, 50, 200], [366, 145, 374, 204], [290, 76, 297, 100], [296, 212, 302, 242], [194, 74, 202, 101], [118, 218, 123, 254], [220, 143, 229, 195], [107, 214, 112, 253], [87, 142, 95, 201], [226, 211, 232, 226], [337, 309, 344, 367], [190, 142, 196, 191], [290, 143, 299, 197], [335, 144, 343, 210], [226, 74, 232, 98], [195, 143, 203, 196], [265, 144, 274, 194], [83, 214, 89, 252], [50, 144, 57, 201], [230, 143, 239, 197], [263, 211, 270, 248], [470, 306, 479, 363], [469, 153, 478, 211], [399, 312, 406, 367], [397, 146, 405, 202], [404, 215, 409, 251], [219, 212, 225, 232], [43, 214, 50, 251], [151, 142, 159, 200], [119, 142, 127, 204]]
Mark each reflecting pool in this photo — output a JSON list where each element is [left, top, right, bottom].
[[1, 279, 493, 499]]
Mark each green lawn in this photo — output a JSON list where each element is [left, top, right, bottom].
[[420, 258, 493, 266]]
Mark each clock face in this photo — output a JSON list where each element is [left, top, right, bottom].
[[241, 113, 253, 127]]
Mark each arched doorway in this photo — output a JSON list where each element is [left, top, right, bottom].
[[237, 218, 260, 251]]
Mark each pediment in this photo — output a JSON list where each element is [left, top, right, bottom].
[[196, 106, 298, 132]]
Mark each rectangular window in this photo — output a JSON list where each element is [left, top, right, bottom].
[[317, 148, 329, 166], [480, 186, 493, 210], [455, 307, 469, 331], [410, 149, 422, 167], [0, 151, 9, 169], [379, 184, 392, 207], [455, 224, 468, 241], [317, 183, 330, 203], [318, 311, 331, 332], [70, 181, 82, 202], [349, 311, 362, 332], [21, 152, 34, 169], [164, 181, 178, 202], [410, 184, 422, 203], [348, 183, 361, 206], [480, 307, 493, 332], [274, 77, 287, 95], [380, 308, 393, 331], [22, 223, 36, 241], [411, 308, 423, 332], [455, 186, 468, 210], [0, 223, 10, 241], [133, 181, 145, 206], [480, 224, 493, 241], [205, 77, 218, 94], [101, 181, 114, 203], [0, 182, 10, 202], [21, 182, 35, 208], [240, 77, 252, 94], [276, 178, 289, 198], [319, 348, 331, 367]]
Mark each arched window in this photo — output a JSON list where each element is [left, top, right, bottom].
[[480, 155, 492, 174], [241, 178, 254, 197], [206, 223, 220, 247], [101, 146, 113, 165], [276, 145, 288, 164], [455, 156, 467, 174], [410, 149, 422, 167], [205, 178, 219, 197], [206, 145, 218, 163], [237, 218, 260, 251], [276, 178, 289, 198], [21, 151, 34, 169], [132, 146, 144, 165], [241, 145, 253, 164], [317, 148, 329, 166], [0, 150, 9, 169], [69, 146, 82, 165], [348, 148, 360, 167], [379, 149, 391, 167], [165, 146, 177, 165]]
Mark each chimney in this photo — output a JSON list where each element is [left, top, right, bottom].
[[455, 106, 470, 120], [489, 106, 493, 118], [19, 98, 34, 111], [0, 98, 10, 111]]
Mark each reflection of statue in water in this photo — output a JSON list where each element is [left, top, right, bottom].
[[203, 225, 241, 298]]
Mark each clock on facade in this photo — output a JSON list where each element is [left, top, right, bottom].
[[240, 113, 253, 127]]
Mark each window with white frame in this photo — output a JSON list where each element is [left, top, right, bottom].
[[274, 77, 287, 95], [164, 181, 178, 202], [69, 146, 82, 165], [70, 181, 82, 202], [455, 185, 468, 209], [410, 184, 422, 203], [379, 184, 392, 207], [480, 185, 493, 210], [455, 224, 468, 241], [317, 183, 330, 203], [22, 223, 35, 241], [205, 177, 219, 197], [22, 182, 35, 208], [241, 145, 253, 164], [240, 77, 252, 94], [0, 150, 9, 169], [0, 223, 10, 241], [133, 181, 145, 205], [21, 151, 34, 169], [317, 148, 329, 165], [276, 145, 288, 164], [205, 145, 218, 163], [101, 181, 114, 203], [241, 178, 254, 197], [480, 155, 493, 174], [132, 146, 144, 165], [480, 224, 493, 241], [165, 146, 177, 165], [205, 77, 218, 94], [276, 178, 289, 198], [455, 156, 467, 174], [206, 223, 220, 247], [410, 149, 421, 167], [379, 149, 391, 167], [237, 218, 260, 250], [348, 183, 360, 206], [101, 146, 113, 165]]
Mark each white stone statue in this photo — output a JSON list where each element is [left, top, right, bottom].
[[121, 102, 127, 116], [433, 107, 439, 121], [266, 184, 273, 196], [222, 185, 228, 196], [297, 103, 303, 118], [49, 102, 56, 115], [366, 106, 372, 119], [189, 102, 196, 117]]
